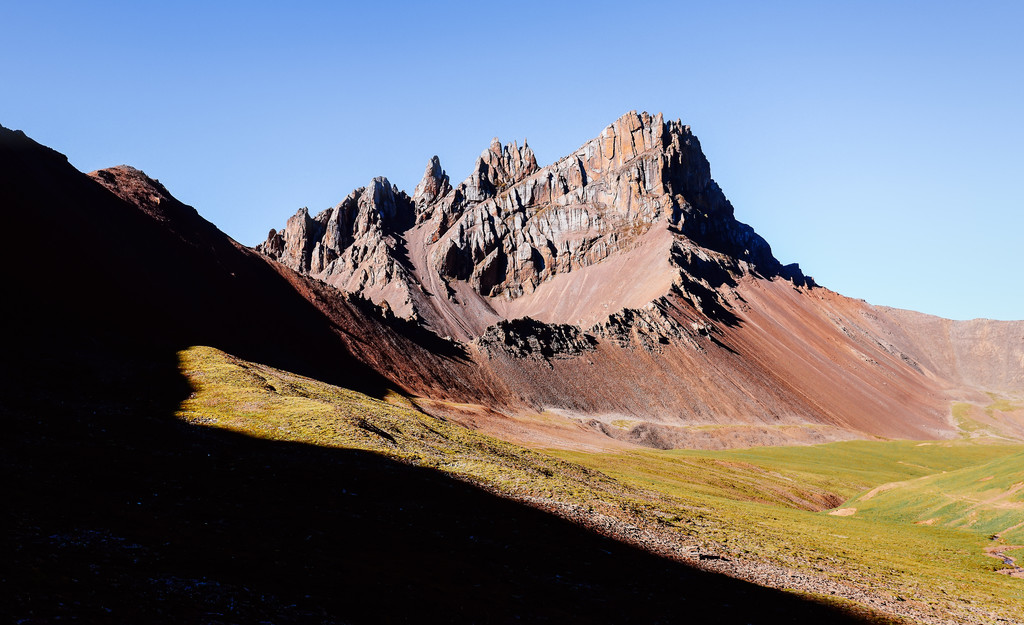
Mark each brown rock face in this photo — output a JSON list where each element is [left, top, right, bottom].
[[412, 155, 451, 210], [249, 111, 1024, 449], [257, 177, 421, 318], [259, 111, 804, 337], [424, 111, 768, 304]]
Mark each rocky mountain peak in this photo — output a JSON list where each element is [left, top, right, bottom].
[[257, 175, 416, 314], [360, 176, 414, 231], [457, 137, 540, 204], [258, 112, 809, 338]]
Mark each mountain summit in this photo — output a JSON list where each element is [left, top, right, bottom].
[[259, 111, 808, 340]]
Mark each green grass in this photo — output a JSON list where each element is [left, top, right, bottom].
[[551, 440, 1024, 622], [554, 440, 1019, 512], [177, 345, 578, 493], [984, 392, 1022, 417], [850, 449, 1024, 542], [176, 346, 672, 523], [177, 346, 1024, 623]]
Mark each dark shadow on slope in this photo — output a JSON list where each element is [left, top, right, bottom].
[[3, 341, 904, 625], [669, 246, 742, 328], [0, 125, 481, 398], [676, 278, 743, 328], [344, 290, 471, 363], [710, 334, 741, 355]]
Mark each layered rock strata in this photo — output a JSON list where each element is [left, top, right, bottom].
[[260, 111, 808, 341]]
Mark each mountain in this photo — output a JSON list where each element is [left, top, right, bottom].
[[257, 111, 1024, 449], [2, 112, 1020, 452], [259, 112, 806, 336], [2, 122, 905, 625], [4, 116, 1023, 625]]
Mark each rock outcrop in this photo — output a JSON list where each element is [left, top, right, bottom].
[[476, 317, 597, 360], [422, 111, 808, 303], [412, 156, 451, 211], [258, 177, 421, 318]]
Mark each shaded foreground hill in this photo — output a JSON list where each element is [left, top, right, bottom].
[[0, 125, 382, 395], [4, 345, 900, 624]]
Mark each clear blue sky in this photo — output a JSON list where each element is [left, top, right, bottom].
[[3, 1, 1021, 320]]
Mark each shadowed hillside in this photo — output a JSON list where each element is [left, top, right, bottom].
[[0, 125, 386, 395], [3, 343, 901, 624]]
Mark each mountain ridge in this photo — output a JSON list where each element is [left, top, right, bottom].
[[3, 118, 1021, 451], [245, 112, 1023, 449], [258, 111, 811, 342]]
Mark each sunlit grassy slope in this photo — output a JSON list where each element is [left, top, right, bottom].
[[557, 440, 1017, 512], [177, 346, 1024, 623], [553, 442, 1024, 617], [849, 449, 1024, 542], [175, 345, 665, 521]]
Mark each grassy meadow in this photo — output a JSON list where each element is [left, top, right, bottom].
[[552, 441, 1024, 622], [176, 345, 1024, 623]]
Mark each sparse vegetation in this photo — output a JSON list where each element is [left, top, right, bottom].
[[951, 394, 1023, 441], [177, 345, 1024, 624], [553, 442, 1024, 621], [984, 391, 1022, 417], [176, 346, 670, 523], [952, 401, 1002, 439]]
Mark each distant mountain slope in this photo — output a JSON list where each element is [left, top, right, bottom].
[[865, 306, 1024, 392]]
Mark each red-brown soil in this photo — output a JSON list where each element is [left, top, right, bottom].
[[250, 112, 1024, 450]]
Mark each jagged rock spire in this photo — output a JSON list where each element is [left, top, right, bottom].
[[413, 155, 451, 210], [458, 138, 540, 203], [258, 111, 807, 328]]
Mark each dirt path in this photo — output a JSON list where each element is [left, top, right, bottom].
[[998, 519, 1024, 536], [859, 471, 942, 501], [985, 544, 1024, 578]]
